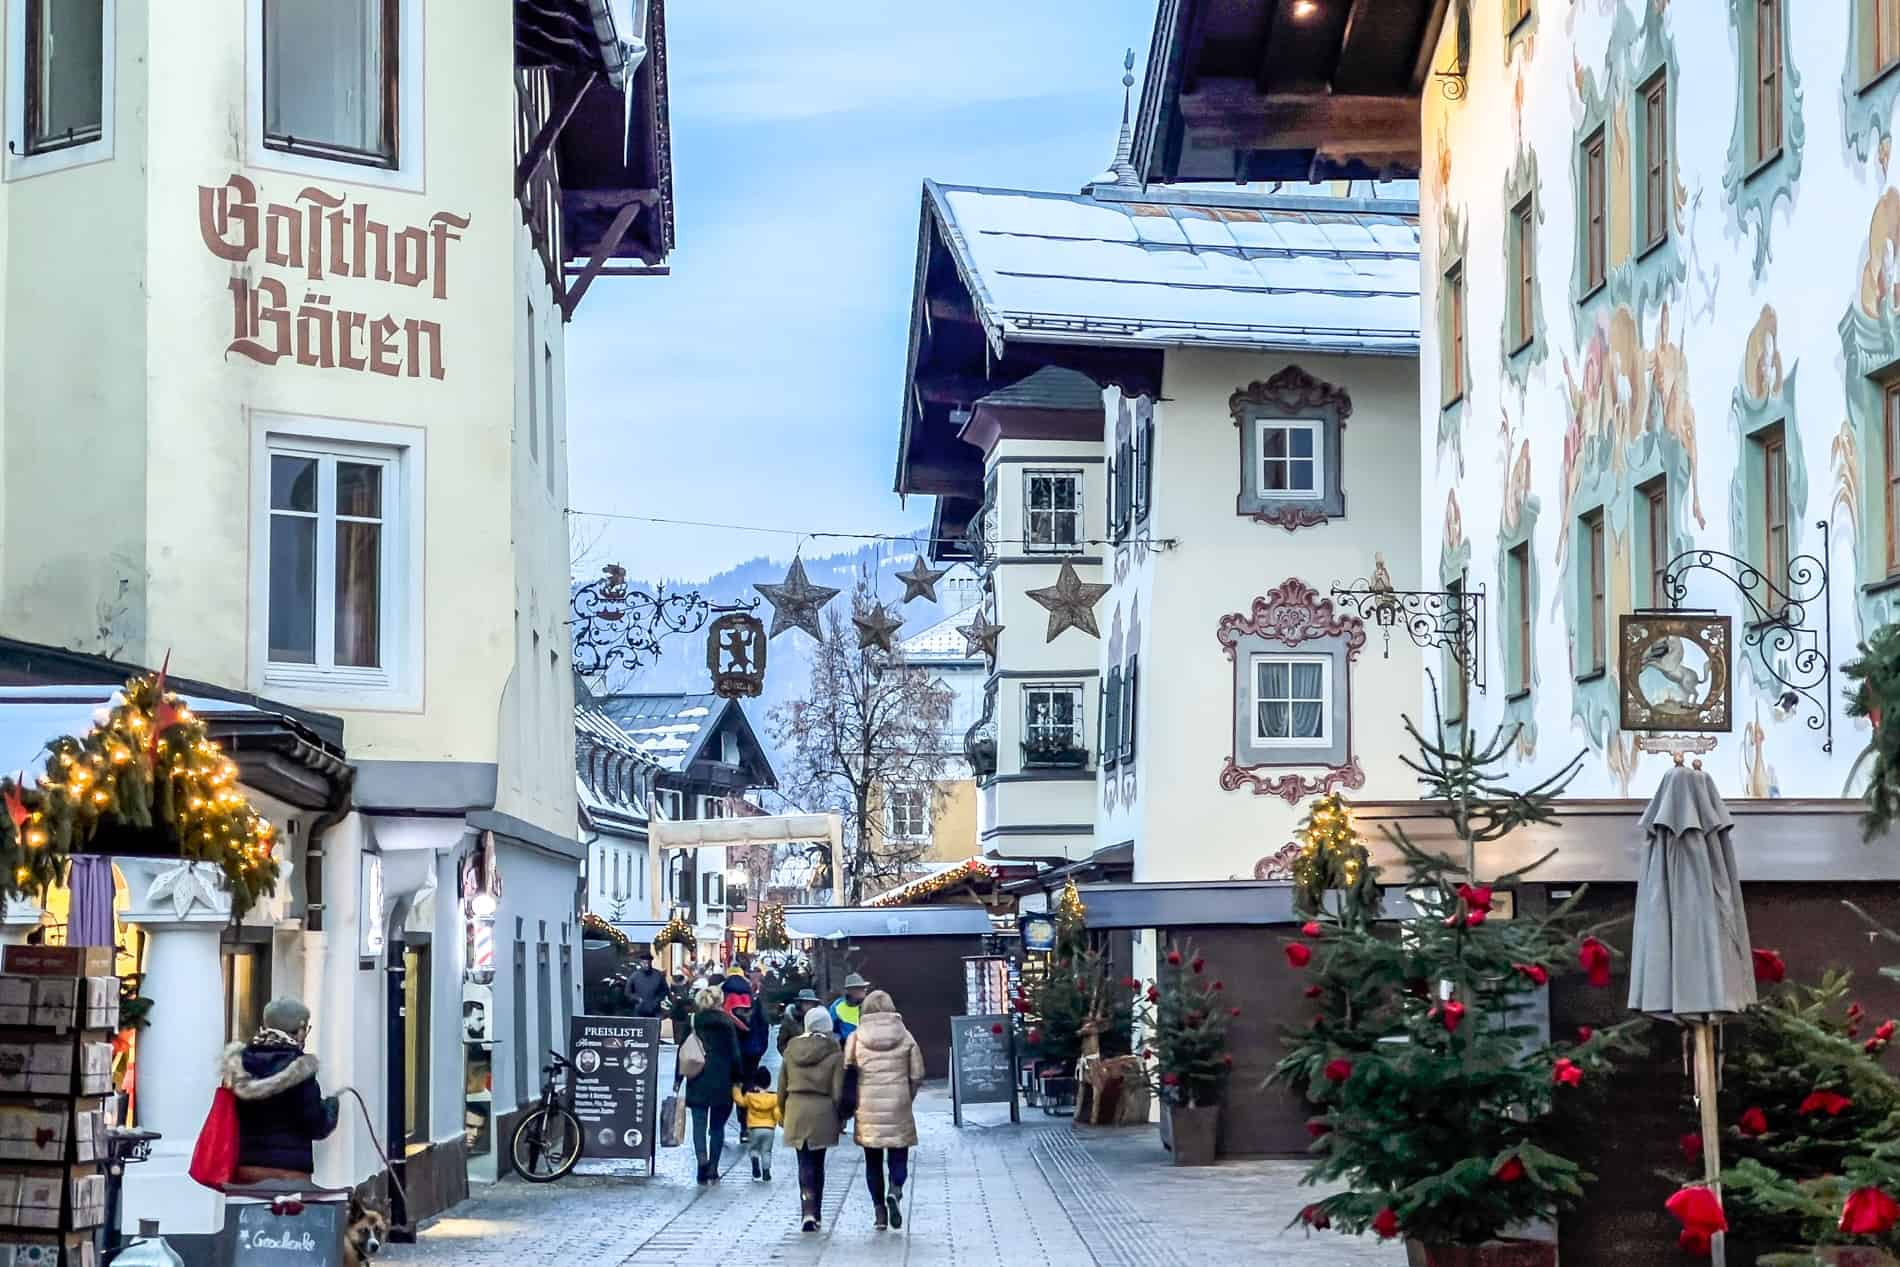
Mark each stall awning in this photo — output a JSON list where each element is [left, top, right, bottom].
[[782, 906, 994, 941], [1071, 881, 1302, 929]]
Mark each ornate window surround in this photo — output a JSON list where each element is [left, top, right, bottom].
[[1231, 366, 1350, 531]]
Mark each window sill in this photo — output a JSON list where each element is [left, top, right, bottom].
[[1861, 59, 1900, 97], [1506, 688, 1532, 704], [1509, 335, 1536, 359], [1743, 147, 1784, 184], [1575, 668, 1608, 686], [1577, 280, 1607, 307], [1636, 233, 1670, 263], [1507, 11, 1531, 37], [1442, 392, 1466, 413], [1865, 573, 1900, 598]]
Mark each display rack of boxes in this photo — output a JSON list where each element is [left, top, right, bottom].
[[0, 946, 118, 1267]]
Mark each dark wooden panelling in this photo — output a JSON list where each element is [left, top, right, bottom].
[[815, 935, 985, 1079]]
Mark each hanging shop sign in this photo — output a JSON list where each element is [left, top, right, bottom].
[[707, 612, 767, 699], [1018, 914, 1057, 954], [570, 1015, 662, 1178], [198, 173, 472, 380], [1618, 613, 1733, 735]]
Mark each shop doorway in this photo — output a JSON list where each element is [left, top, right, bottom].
[[221, 929, 272, 1044], [404, 939, 431, 1146]]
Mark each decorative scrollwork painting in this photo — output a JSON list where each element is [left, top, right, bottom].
[[1220, 757, 1366, 804], [1217, 578, 1367, 660]]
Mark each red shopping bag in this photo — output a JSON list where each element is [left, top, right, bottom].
[[187, 1086, 239, 1190]]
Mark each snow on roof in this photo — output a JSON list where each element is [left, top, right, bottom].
[[900, 608, 983, 660], [928, 181, 1420, 356]]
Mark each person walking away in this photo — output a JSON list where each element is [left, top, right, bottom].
[[829, 973, 869, 1041], [625, 951, 669, 1019], [778, 1008, 844, 1233], [734, 1067, 780, 1180], [777, 989, 820, 1057], [222, 998, 340, 1184], [741, 968, 771, 1080], [845, 990, 925, 1231], [679, 988, 743, 1184]]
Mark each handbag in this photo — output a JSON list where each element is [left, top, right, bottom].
[[660, 1094, 687, 1148], [187, 1086, 240, 1190], [678, 1031, 707, 1080], [839, 1063, 861, 1121]]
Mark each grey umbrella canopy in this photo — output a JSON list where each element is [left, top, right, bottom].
[[1629, 762, 1757, 1018]]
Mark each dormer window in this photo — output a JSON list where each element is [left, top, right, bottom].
[[721, 731, 739, 766]]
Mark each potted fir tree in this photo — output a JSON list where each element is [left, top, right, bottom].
[[1143, 940, 1233, 1167], [1273, 698, 1642, 1267]]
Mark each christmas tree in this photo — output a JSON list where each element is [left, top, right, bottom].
[[1291, 792, 1381, 918], [1025, 879, 1133, 1064], [1143, 941, 1234, 1108], [755, 902, 790, 951], [1274, 691, 1643, 1247]]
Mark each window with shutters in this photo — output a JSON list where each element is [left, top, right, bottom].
[[1640, 477, 1671, 607], [1579, 509, 1607, 676], [1508, 195, 1536, 354], [1134, 400, 1155, 524], [1112, 435, 1133, 543], [1444, 261, 1467, 404], [1120, 655, 1139, 762], [1100, 667, 1122, 770], [1509, 543, 1533, 697], [1581, 129, 1607, 294], [1638, 73, 1670, 253], [1757, 424, 1791, 609], [1752, 0, 1782, 168]]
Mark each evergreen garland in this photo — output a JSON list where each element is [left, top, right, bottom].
[[1844, 625, 1900, 841], [0, 671, 277, 915], [1274, 692, 1644, 1248], [581, 911, 630, 953], [652, 911, 697, 955]]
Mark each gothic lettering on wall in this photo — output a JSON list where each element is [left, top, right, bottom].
[[198, 173, 473, 380]]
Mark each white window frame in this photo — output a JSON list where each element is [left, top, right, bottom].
[[1249, 654, 1333, 748], [244, 0, 426, 192], [4, 0, 116, 182], [885, 786, 929, 840], [1022, 683, 1085, 748], [1254, 419, 1324, 502], [1023, 470, 1084, 554], [249, 412, 424, 710], [654, 787, 682, 820], [720, 732, 739, 765], [698, 795, 729, 820]]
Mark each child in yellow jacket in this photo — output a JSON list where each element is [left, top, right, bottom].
[[734, 1067, 781, 1180]]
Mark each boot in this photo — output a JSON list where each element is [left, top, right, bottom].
[[751, 1156, 762, 1180], [696, 1160, 711, 1186], [888, 1186, 904, 1230], [874, 1200, 889, 1232], [800, 1188, 818, 1233]]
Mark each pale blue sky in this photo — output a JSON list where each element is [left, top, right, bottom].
[[565, 1, 1157, 583]]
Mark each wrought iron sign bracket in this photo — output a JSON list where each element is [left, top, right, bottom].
[[569, 564, 761, 677], [1661, 519, 1834, 752], [1330, 582, 1487, 695]]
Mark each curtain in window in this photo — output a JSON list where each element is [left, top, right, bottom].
[[1290, 661, 1325, 739], [34, 0, 104, 144], [334, 461, 382, 668], [264, 0, 387, 158]]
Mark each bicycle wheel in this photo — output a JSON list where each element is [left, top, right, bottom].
[[511, 1105, 583, 1182]]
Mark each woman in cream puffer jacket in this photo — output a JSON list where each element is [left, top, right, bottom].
[[843, 990, 926, 1230]]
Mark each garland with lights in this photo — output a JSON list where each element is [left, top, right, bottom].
[[581, 911, 630, 953], [0, 670, 277, 915], [1291, 792, 1381, 918], [755, 902, 789, 950], [652, 911, 697, 955], [865, 857, 995, 907]]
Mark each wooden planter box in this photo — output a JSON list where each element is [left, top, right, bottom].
[[1163, 1102, 1218, 1167], [1404, 1240, 1556, 1267]]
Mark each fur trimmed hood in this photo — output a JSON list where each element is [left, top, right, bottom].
[[222, 1041, 321, 1102]]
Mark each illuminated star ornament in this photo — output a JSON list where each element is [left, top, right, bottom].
[[853, 602, 904, 653], [958, 608, 1005, 660], [1025, 562, 1112, 641], [894, 557, 949, 604], [754, 557, 840, 641]]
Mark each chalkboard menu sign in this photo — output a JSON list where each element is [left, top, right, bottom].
[[570, 1014, 661, 1177], [230, 1198, 346, 1267], [949, 1014, 1019, 1126]]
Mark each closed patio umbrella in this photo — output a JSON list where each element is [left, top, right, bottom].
[[1631, 755, 1756, 1267]]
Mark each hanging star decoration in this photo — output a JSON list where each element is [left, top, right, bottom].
[[894, 557, 949, 604], [958, 608, 1004, 660], [1025, 562, 1112, 641], [853, 602, 904, 653], [754, 557, 841, 641]]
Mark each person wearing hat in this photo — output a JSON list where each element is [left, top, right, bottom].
[[625, 949, 669, 1019], [830, 973, 870, 1041], [777, 988, 822, 1057]]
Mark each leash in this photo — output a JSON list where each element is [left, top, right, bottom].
[[334, 1085, 411, 1211]]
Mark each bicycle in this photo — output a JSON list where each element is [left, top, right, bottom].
[[510, 1050, 583, 1182]]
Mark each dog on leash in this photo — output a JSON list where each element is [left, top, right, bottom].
[[344, 1195, 390, 1267]]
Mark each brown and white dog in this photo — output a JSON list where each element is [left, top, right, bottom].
[[344, 1195, 389, 1267]]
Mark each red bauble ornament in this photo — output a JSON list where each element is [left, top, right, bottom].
[[1576, 1026, 1594, 1042], [1678, 1132, 1703, 1165], [1285, 944, 1312, 968], [1579, 937, 1612, 988], [1191, 957, 1205, 974], [1455, 882, 1493, 911], [1305, 1118, 1331, 1138], [1752, 947, 1786, 983], [1839, 1186, 1900, 1236], [1303, 986, 1322, 999], [1465, 909, 1488, 928], [1370, 1208, 1399, 1240], [1678, 1229, 1712, 1257], [1440, 1000, 1467, 1032], [1799, 1089, 1852, 1117], [1514, 962, 1549, 986], [1298, 1204, 1330, 1231], [1301, 921, 1323, 938], [1494, 1155, 1525, 1183], [1738, 1107, 1767, 1136], [1212, 981, 1225, 992], [1878, 1020, 1896, 1043], [1323, 1058, 1353, 1084], [1665, 1185, 1728, 1236], [1166, 950, 1182, 966], [1552, 1058, 1583, 1087]]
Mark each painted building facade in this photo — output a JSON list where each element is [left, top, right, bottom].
[[0, 0, 673, 1243]]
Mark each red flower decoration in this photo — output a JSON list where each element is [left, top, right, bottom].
[[1494, 1155, 1525, 1183], [1303, 985, 1323, 999], [1866, 1038, 1883, 1055], [1305, 1118, 1331, 1138], [1752, 948, 1786, 984], [1665, 1185, 1729, 1236], [1119, 976, 1139, 990], [1678, 1229, 1712, 1257], [1738, 1107, 1767, 1136], [1027, 1029, 1043, 1046], [1146, 986, 1159, 1003], [1800, 1090, 1852, 1117], [1509, 962, 1548, 986], [1323, 1058, 1353, 1084], [1878, 1020, 1896, 1043], [1191, 957, 1206, 974], [1465, 909, 1488, 928], [1298, 1204, 1330, 1231], [1579, 937, 1612, 988], [1285, 944, 1313, 968], [1851, 1002, 1868, 1020], [1301, 921, 1323, 938], [1576, 1026, 1594, 1042], [1840, 1187, 1900, 1236], [1552, 1058, 1583, 1088], [1221, 1052, 1233, 1067], [1678, 1132, 1703, 1166], [1166, 950, 1182, 966], [1441, 1000, 1467, 1033], [1370, 1208, 1399, 1240]]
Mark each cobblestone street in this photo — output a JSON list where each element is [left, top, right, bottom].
[[387, 1083, 1405, 1267]]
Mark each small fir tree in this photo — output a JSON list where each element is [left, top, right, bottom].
[[1143, 941, 1234, 1107], [1025, 880, 1133, 1064], [1274, 692, 1644, 1248], [1291, 792, 1382, 919]]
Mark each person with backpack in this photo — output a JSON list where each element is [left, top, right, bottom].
[[677, 987, 743, 1184]]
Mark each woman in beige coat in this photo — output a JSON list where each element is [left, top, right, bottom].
[[843, 989, 925, 1231]]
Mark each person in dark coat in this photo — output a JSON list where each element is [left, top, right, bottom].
[[625, 952, 669, 1019], [777, 989, 821, 1057], [222, 998, 339, 1183], [741, 968, 772, 1075], [680, 988, 744, 1183]]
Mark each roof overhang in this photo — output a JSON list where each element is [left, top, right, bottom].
[[1133, 0, 1450, 184], [515, 0, 642, 90], [782, 905, 994, 940]]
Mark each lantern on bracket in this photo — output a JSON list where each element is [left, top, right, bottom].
[[707, 611, 768, 699]]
